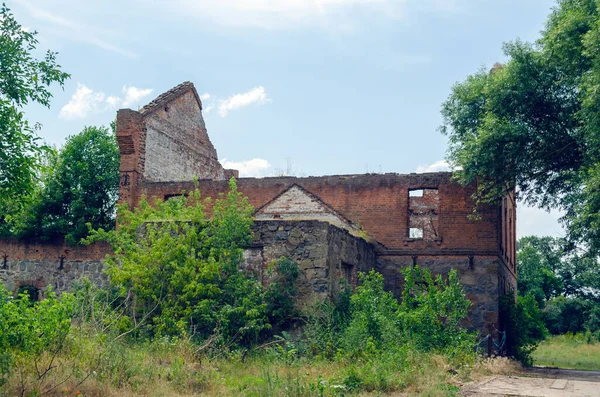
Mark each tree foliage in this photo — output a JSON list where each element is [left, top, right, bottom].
[[517, 235, 600, 335], [0, 3, 70, 232], [500, 293, 547, 366], [440, 0, 600, 253], [11, 126, 120, 244], [518, 235, 600, 302], [86, 179, 276, 346], [517, 236, 565, 305]]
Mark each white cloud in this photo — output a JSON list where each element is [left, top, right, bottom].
[[220, 158, 272, 177], [59, 83, 153, 120], [59, 83, 107, 120], [200, 93, 213, 113], [415, 160, 451, 173], [218, 87, 271, 117], [105, 95, 121, 108], [121, 86, 154, 107]]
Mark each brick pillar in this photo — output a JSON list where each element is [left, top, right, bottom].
[[116, 109, 145, 209]]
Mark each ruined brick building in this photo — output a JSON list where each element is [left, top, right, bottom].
[[0, 82, 517, 335]]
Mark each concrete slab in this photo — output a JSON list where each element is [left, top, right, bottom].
[[462, 375, 600, 397], [550, 379, 568, 389]]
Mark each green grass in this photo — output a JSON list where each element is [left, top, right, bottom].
[[2, 329, 493, 396], [533, 333, 600, 370]]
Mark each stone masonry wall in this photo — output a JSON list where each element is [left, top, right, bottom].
[[377, 254, 500, 335], [0, 238, 110, 296], [244, 220, 377, 303]]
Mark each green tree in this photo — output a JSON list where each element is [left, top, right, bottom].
[[517, 236, 564, 305], [518, 235, 600, 302], [14, 126, 120, 244], [397, 266, 472, 352], [0, 3, 70, 233], [86, 179, 270, 346], [440, 0, 600, 254], [517, 235, 600, 334]]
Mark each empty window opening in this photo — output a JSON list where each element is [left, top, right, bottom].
[[17, 284, 40, 303], [164, 193, 188, 201], [341, 262, 354, 286], [409, 228, 423, 239], [408, 188, 439, 241]]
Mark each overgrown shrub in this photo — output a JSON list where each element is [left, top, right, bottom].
[[265, 257, 300, 333], [86, 179, 306, 347], [343, 270, 401, 356], [500, 293, 547, 366], [303, 286, 351, 359], [0, 285, 74, 387], [86, 179, 261, 344], [398, 266, 473, 353], [304, 267, 475, 361]]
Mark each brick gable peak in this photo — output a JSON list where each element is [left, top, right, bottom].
[[140, 81, 203, 115]]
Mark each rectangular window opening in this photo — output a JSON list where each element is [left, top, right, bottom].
[[407, 188, 439, 241], [164, 193, 188, 201], [409, 227, 424, 239], [341, 262, 353, 285]]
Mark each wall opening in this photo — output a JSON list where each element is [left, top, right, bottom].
[[409, 227, 423, 239], [164, 193, 188, 201], [341, 262, 354, 286], [16, 284, 40, 302], [408, 188, 439, 241]]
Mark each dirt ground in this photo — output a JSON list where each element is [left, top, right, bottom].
[[461, 367, 600, 397]]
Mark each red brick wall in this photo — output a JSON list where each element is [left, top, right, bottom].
[[116, 109, 146, 208], [0, 237, 111, 260], [0, 237, 111, 295], [137, 173, 504, 253]]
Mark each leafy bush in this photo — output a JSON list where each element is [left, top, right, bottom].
[[500, 293, 547, 366], [302, 286, 351, 359], [0, 285, 74, 387], [343, 270, 401, 356], [86, 179, 303, 348], [86, 178, 271, 345], [304, 267, 474, 361], [265, 257, 300, 332], [398, 266, 473, 352]]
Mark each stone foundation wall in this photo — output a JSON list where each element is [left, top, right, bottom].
[[245, 220, 377, 303], [376, 254, 501, 335], [0, 238, 110, 296]]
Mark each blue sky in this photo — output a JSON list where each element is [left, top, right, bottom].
[[9, 0, 565, 237]]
